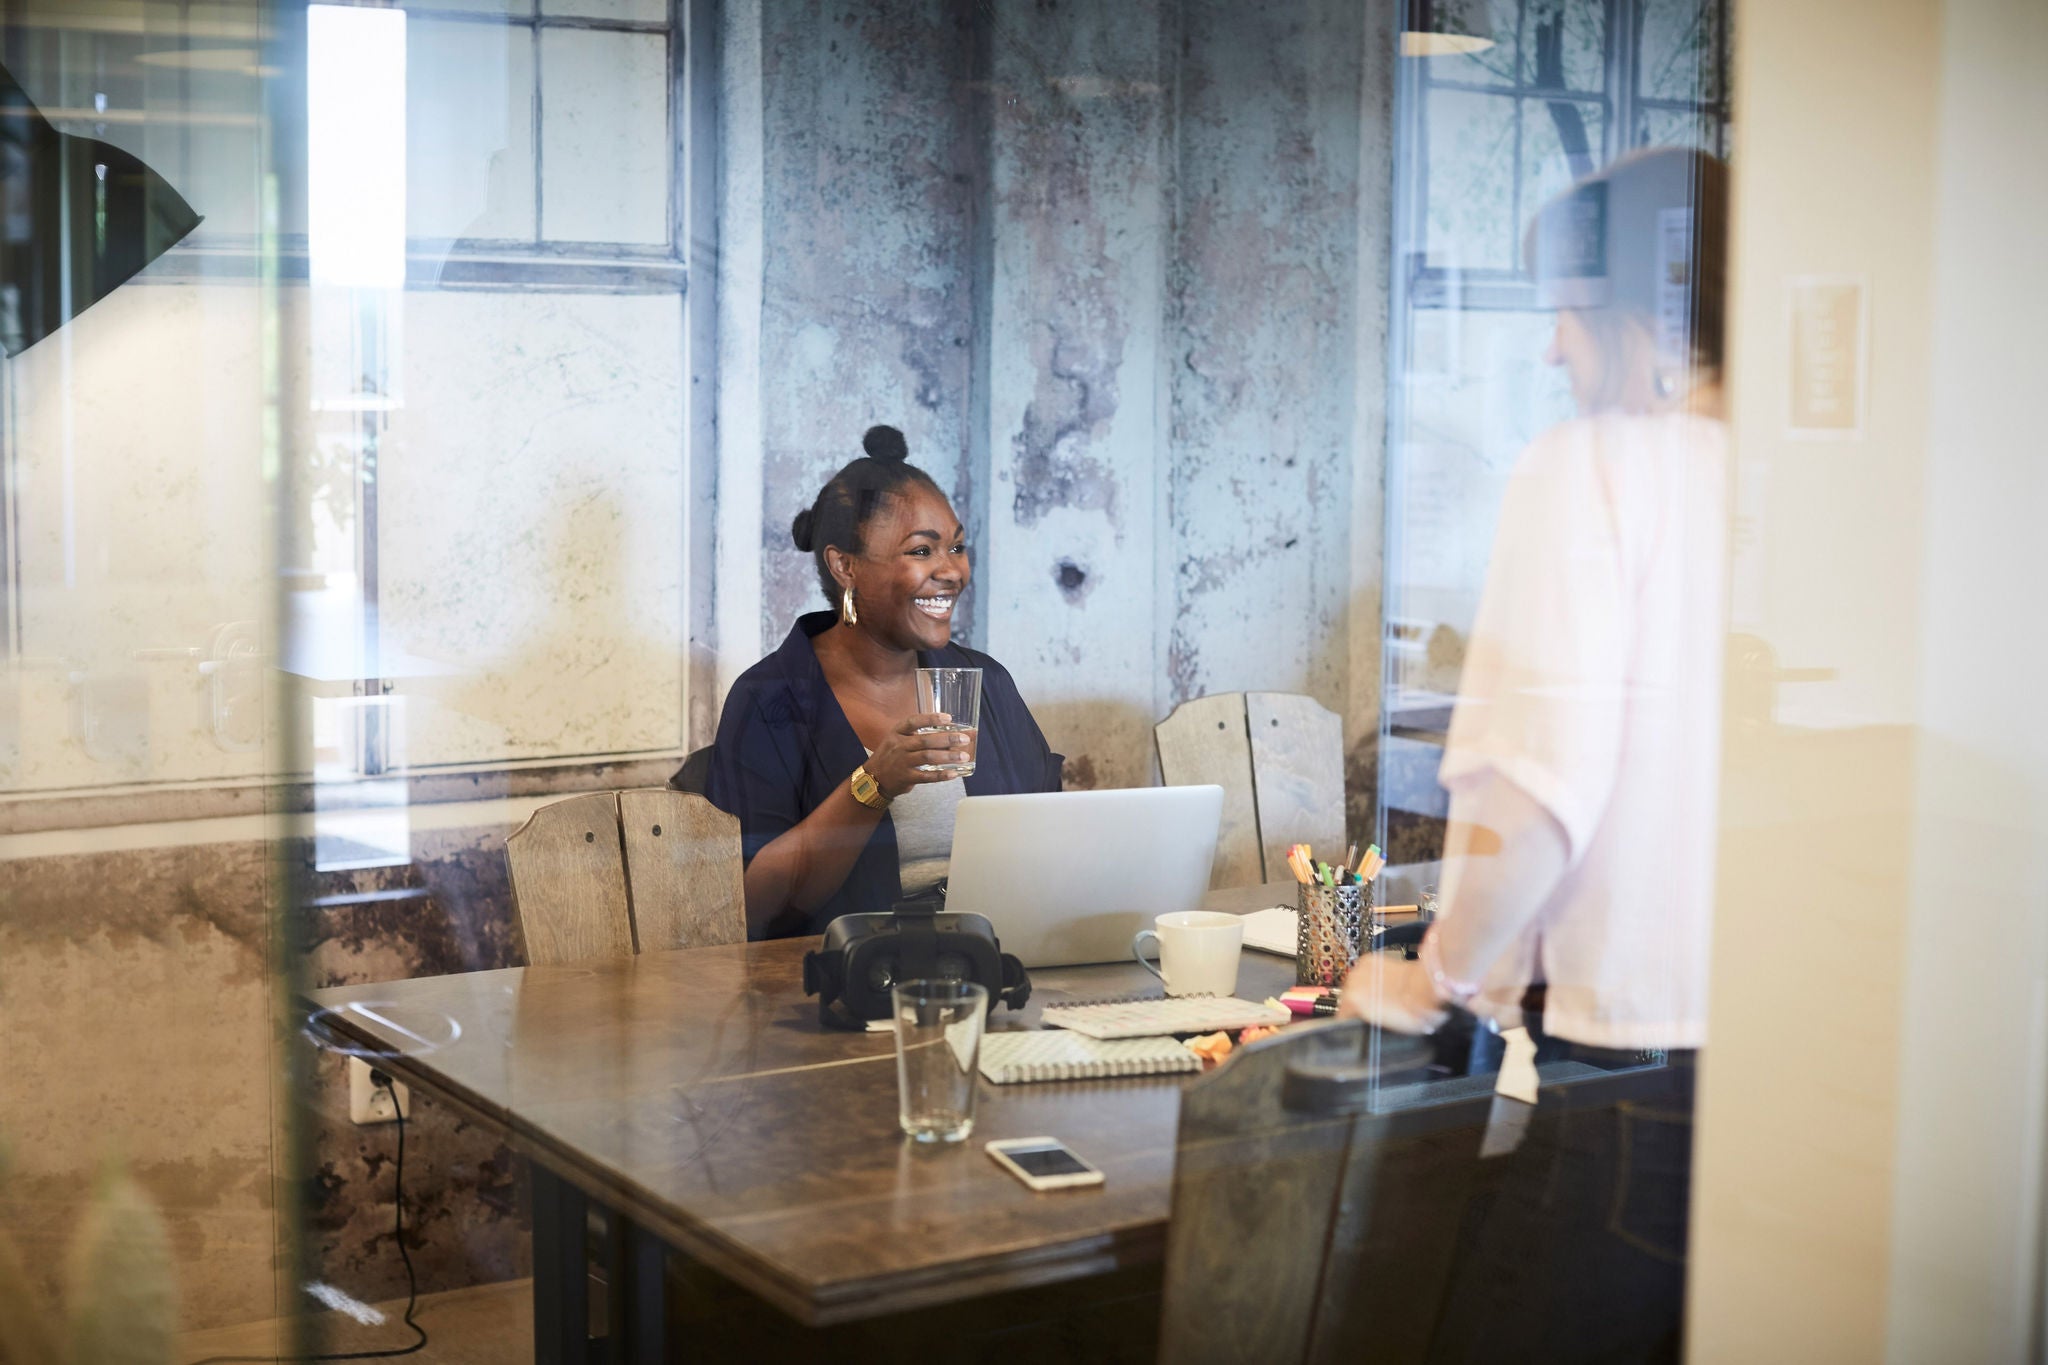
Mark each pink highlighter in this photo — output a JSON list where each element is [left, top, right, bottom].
[[1281, 987, 1339, 1017]]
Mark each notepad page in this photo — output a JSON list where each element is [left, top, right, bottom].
[[1040, 996, 1290, 1040], [978, 1031, 1200, 1084], [1240, 907, 1298, 957]]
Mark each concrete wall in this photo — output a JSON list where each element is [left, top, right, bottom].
[[750, 0, 984, 645]]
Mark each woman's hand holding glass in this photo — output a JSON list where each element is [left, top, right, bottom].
[[866, 713, 974, 798]]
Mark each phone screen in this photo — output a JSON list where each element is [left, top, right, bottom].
[[1002, 1143, 1094, 1178]]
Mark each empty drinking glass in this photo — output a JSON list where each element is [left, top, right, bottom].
[[914, 666, 982, 775], [892, 979, 986, 1143]]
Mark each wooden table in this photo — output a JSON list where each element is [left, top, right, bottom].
[[303, 884, 1302, 1361]]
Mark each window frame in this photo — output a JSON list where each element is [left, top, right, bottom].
[[1403, 0, 1731, 313], [144, 1, 696, 296]]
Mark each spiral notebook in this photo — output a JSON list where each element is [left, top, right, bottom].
[[1040, 995, 1290, 1040], [978, 1031, 1200, 1084]]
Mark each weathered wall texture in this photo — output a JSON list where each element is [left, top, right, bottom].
[[0, 842, 278, 1328], [980, 0, 1172, 792], [1162, 0, 1382, 819], [0, 823, 534, 1329], [1167, 1, 1366, 709], [294, 825, 532, 1306], [752, 0, 984, 643]]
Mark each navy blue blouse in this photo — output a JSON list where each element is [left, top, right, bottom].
[[706, 611, 1064, 939]]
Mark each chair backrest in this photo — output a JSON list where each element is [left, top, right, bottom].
[[1155, 692, 1346, 885], [506, 792, 636, 966], [617, 788, 746, 952], [1158, 1020, 1677, 1365], [507, 789, 745, 965], [1154, 693, 1263, 888]]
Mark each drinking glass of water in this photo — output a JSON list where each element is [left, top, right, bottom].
[[913, 666, 982, 776], [892, 980, 986, 1143]]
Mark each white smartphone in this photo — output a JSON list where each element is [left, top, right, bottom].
[[985, 1137, 1105, 1191]]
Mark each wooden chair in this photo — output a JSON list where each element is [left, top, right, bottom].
[[1157, 1020, 1680, 1364], [1154, 692, 1346, 887], [506, 788, 745, 965]]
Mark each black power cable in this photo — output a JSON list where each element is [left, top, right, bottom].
[[186, 1074, 429, 1365]]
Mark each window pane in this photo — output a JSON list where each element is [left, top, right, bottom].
[[1424, 90, 1518, 271], [14, 284, 272, 787], [1521, 97, 1607, 230], [378, 291, 687, 764], [1639, 0, 1724, 103], [539, 28, 670, 245], [1524, 0, 1606, 92], [408, 19, 537, 242]]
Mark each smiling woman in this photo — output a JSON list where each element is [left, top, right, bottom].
[[706, 426, 1065, 938]]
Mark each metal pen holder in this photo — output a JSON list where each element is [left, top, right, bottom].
[[1296, 879, 1375, 989]]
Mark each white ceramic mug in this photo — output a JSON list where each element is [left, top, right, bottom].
[[1132, 911, 1244, 997]]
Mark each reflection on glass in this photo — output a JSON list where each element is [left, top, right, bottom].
[[1387, 0, 1732, 859], [1374, 0, 1732, 1351], [1425, 90, 1519, 270], [1365, 139, 1730, 1359], [0, 60, 202, 356], [1521, 100, 1607, 225], [1425, 0, 1524, 86], [307, 5, 406, 291], [39, 0, 2045, 1358], [1639, 0, 1726, 104]]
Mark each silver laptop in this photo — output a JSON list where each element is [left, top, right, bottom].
[[944, 786, 1224, 968]]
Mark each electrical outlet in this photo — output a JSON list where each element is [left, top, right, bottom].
[[348, 1057, 411, 1125]]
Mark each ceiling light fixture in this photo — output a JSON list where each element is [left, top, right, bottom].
[[1402, 0, 1497, 57]]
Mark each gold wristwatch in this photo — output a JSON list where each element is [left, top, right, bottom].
[[848, 764, 891, 810]]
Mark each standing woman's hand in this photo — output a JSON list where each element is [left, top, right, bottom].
[[864, 713, 972, 798], [1337, 954, 1451, 1035]]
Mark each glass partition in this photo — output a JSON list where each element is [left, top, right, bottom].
[[6, 0, 2041, 1360], [272, 0, 703, 1353], [1381, 0, 1731, 866], [0, 0, 288, 1349]]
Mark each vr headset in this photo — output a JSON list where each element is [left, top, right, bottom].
[[802, 891, 1031, 1031]]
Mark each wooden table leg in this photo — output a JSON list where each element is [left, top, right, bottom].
[[529, 1165, 591, 1365]]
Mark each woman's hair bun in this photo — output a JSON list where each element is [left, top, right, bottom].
[[790, 507, 815, 552], [862, 424, 909, 463]]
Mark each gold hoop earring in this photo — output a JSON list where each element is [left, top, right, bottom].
[[840, 588, 859, 627]]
